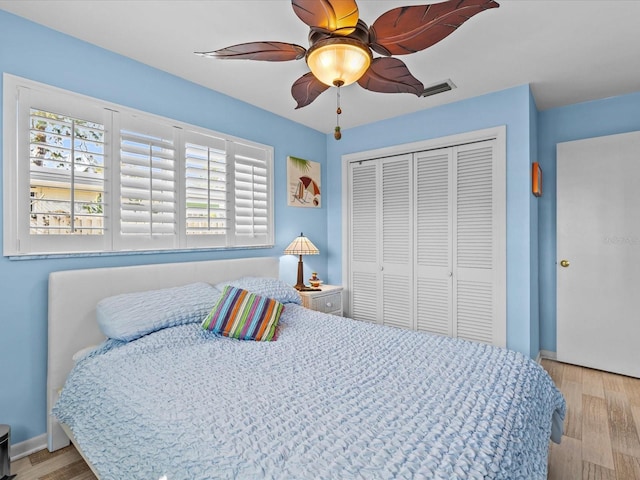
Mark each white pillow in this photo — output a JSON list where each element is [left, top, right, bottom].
[[97, 282, 220, 341]]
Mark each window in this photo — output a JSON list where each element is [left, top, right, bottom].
[[29, 109, 105, 236], [3, 74, 274, 256]]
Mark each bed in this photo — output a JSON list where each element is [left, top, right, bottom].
[[48, 257, 565, 480]]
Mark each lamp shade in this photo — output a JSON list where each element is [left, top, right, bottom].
[[306, 38, 372, 87], [284, 233, 319, 256]]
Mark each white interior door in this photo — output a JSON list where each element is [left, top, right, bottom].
[[557, 131, 640, 378]]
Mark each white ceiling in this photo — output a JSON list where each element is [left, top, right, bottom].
[[2, 0, 639, 134]]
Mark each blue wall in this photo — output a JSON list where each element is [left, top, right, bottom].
[[325, 85, 538, 359], [0, 10, 327, 444], [529, 89, 540, 358], [537, 91, 640, 352]]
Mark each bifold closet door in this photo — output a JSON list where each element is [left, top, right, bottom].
[[453, 141, 499, 345], [348, 138, 504, 347], [349, 154, 413, 327], [414, 148, 453, 336], [412, 141, 499, 344], [380, 154, 413, 329], [349, 161, 379, 323]]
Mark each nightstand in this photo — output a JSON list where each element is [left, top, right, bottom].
[[298, 285, 343, 316]]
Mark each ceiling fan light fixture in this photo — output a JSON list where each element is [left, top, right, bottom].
[[306, 38, 372, 87]]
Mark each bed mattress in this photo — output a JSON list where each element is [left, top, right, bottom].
[[54, 305, 565, 480]]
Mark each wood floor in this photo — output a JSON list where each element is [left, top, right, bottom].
[[9, 359, 640, 479], [10, 445, 96, 480], [542, 359, 640, 480]]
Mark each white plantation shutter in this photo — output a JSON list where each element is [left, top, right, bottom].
[[232, 141, 272, 247], [184, 132, 228, 248], [5, 75, 275, 256], [10, 83, 110, 254], [116, 115, 178, 250], [183, 135, 273, 249], [414, 148, 452, 336], [29, 109, 106, 236]]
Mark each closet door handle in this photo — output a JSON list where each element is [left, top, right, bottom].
[[448, 272, 453, 277]]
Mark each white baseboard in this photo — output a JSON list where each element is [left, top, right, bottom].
[[10, 433, 47, 461], [540, 350, 557, 360], [539, 350, 557, 362]]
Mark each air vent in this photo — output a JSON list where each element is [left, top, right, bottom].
[[421, 79, 456, 98]]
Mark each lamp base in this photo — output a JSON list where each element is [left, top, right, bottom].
[[292, 254, 322, 291], [293, 255, 305, 290]]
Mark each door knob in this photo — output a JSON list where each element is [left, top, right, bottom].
[[560, 259, 570, 268]]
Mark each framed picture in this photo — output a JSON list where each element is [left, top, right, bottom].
[[287, 156, 321, 208], [532, 162, 542, 197]]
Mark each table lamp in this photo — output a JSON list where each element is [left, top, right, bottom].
[[284, 232, 319, 290]]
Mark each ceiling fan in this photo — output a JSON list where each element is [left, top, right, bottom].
[[197, 0, 499, 139]]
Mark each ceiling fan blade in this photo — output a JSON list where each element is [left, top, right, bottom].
[[291, 72, 330, 109], [196, 42, 306, 61], [357, 58, 424, 96], [292, 0, 359, 36], [369, 0, 499, 56]]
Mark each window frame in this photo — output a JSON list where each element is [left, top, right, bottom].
[[3, 74, 275, 257]]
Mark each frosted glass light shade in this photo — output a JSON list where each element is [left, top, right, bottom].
[[306, 38, 372, 87]]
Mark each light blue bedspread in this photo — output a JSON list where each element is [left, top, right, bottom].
[[54, 306, 565, 480]]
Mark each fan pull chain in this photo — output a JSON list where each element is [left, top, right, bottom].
[[334, 80, 343, 140]]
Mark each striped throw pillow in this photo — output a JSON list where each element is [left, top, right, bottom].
[[202, 285, 284, 341]]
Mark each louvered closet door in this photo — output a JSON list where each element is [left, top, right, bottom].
[[414, 148, 453, 336], [347, 133, 505, 347], [380, 154, 413, 328], [348, 155, 413, 327], [453, 140, 498, 345], [349, 161, 380, 323]]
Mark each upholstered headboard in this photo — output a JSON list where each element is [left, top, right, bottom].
[[47, 256, 280, 451]]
